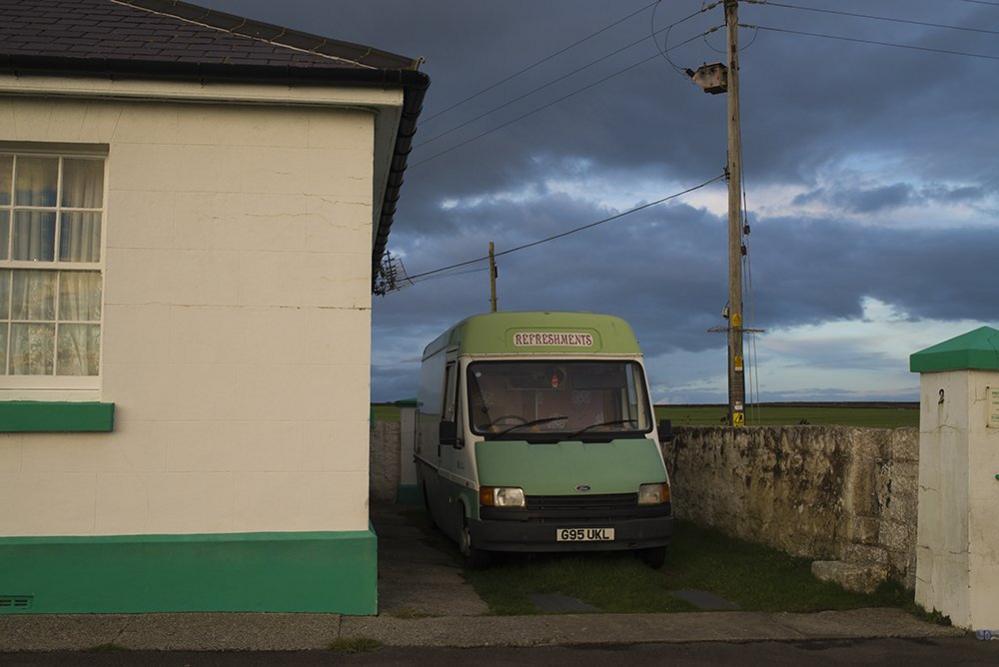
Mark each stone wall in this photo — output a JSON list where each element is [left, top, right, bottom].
[[665, 426, 919, 591], [370, 421, 402, 503]]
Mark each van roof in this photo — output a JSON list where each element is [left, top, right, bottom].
[[422, 311, 642, 359]]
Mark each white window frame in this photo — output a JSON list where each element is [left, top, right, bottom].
[[0, 147, 108, 394]]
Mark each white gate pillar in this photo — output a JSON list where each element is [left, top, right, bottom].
[[911, 326, 999, 630]]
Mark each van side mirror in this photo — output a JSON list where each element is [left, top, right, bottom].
[[439, 420, 458, 446], [658, 419, 674, 443]]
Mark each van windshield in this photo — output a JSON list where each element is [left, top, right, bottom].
[[466, 360, 652, 440]]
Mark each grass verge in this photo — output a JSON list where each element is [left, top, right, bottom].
[[329, 637, 382, 654], [86, 643, 128, 652], [464, 520, 917, 615]]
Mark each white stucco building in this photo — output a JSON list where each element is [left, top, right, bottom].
[[0, 0, 427, 614]]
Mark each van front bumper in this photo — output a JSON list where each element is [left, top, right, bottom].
[[468, 515, 673, 552]]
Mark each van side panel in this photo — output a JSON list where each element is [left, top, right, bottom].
[[415, 348, 447, 530]]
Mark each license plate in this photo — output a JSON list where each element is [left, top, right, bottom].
[[556, 527, 615, 542]]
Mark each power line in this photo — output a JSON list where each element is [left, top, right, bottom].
[[400, 265, 490, 289], [421, 1, 660, 125], [747, 23, 999, 61], [410, 26, 721, 169], [417, 4, 716, 149], [399, 173, 726, 284], [957, 0, 999, 7], [747, 0, 999, 37], [652, 0, 690, 76]]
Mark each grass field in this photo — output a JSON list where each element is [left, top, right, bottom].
[[373, 403, 919, 428], [465, 521, 918, 615], [401, 508, 917, 616], [372, 404, 402, 422]]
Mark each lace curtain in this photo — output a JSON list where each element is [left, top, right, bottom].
[[1, 155, 103, 376]]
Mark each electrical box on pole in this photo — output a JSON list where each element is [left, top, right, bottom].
[[689, 63, 728, 94]]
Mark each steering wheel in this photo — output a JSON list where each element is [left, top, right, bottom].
[[484, 415, 528, 430]]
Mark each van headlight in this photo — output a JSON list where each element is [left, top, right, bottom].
[[480, 486, 526, 508], [638, 483, 670, 505]]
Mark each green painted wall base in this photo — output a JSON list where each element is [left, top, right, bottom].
[[0, 528, 377, 615], [396, 484, 421, 506]]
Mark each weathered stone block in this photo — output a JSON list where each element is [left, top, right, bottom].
[[812, 560, 889, 594], [370, 422, 401, 502], [848, 516, 881, 545], [880, 519, 913, 554], [841, 543, 889, 565], [890, 428, 920, 463]]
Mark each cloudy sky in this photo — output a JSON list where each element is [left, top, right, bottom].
[[201, 0, 998, 403]]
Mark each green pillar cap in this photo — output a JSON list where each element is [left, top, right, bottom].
[[910, 326, 999, 373]]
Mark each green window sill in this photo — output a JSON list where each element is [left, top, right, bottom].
[[0, 402, 115, 433]]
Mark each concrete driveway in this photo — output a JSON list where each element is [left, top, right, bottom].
[[372, 503, 489, 617]]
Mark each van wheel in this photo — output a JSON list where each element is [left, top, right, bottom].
[[458, 512, 491, 569], [637, 546, 667, 569]]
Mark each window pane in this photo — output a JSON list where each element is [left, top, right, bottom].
[[12, 211, 56, 261], [59, 271, 101, 321], [61, 159, 104, 208], [59, 212, 102, 262], [14, 157, 58, 206], [0, 210, 8, 260], [57, 323, 100, 376], [0, 269, 8, 318], [0, 155, 11, 205], [0, 324, 6, 375], [10, 322, 54, 375], [11, 270, 56, 320]]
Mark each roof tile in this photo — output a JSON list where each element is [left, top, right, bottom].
[[0, 0, 420, 71]]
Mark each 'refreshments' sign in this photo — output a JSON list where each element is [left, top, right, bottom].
[[513, 331, 594, 347]]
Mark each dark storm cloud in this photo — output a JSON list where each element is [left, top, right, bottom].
[[371, 189, 999, 399], [795, 183, 916, 213], [197, 0, 999, 192], [194, 0, 999, 400], [793, 181, 988, 214]]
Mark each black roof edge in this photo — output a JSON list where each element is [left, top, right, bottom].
[[373, 79, 427, 289], [0, 54, 428, 88], [0, 54, 429, 293]]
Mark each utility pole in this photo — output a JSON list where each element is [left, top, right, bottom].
[[692, 0, 752, 426], [725, 0, 746, 427], [488, 241, 498, 313]]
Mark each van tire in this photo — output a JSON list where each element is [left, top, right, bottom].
[[637, 545, 667, 569], [458, 512, 491, 569]]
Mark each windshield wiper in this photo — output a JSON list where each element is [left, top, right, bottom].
[[493, 416, 568, 437], [568, 419, 639, 439]]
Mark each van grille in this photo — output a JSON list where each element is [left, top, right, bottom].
[[528, 493, 638, 512]]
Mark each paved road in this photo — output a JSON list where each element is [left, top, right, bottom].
[[4, 637, 998, 666]]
